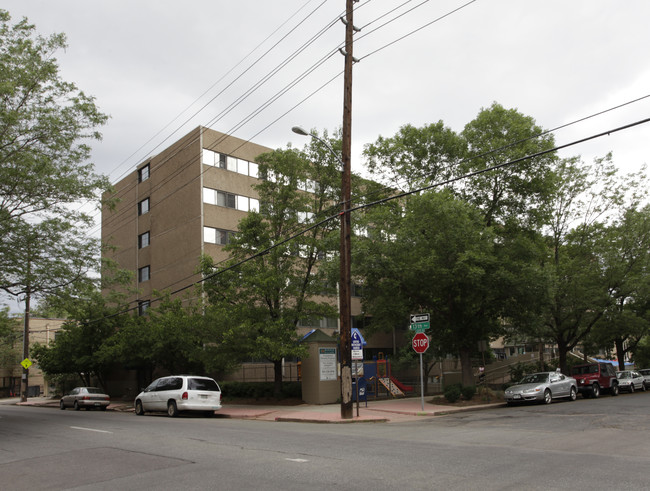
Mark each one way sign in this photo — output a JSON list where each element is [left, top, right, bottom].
[[410, 313, 430, 324]]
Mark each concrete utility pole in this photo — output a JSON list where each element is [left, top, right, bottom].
[[339, 0, 355, 419]]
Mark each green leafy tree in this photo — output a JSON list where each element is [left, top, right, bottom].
[[356, 190, 512, 386], [99, 294, 206, 389], [0, 306, 21, 370], [30, 264, 132, 391], [0, 10, 109, 233], [32, 293, 127, 391], [540, 155, 649, 373], [587, 206, 650, 369], [459, 102, 558, 228], [201, 141, 339, 396], [363, 121, 466, 192], [0, 9, 110, 305]]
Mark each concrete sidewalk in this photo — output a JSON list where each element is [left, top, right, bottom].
[[5, 396, 504, 423]]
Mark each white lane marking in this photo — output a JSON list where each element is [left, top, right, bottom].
[[285, 458, 309, 463], [70, 426, 113, 434]]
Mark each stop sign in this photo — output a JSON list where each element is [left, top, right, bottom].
[[412, 332, 429, 354]]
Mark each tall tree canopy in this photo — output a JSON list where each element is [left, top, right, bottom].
[[356, 190, 521, 385], [539, 155, 650, 372], [0, 10, 109, 298], [201, 140, 340, 396]]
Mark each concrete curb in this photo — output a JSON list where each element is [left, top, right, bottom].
[[5, 397, 506, 423]]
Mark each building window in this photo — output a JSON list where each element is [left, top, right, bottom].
[[138, 300, 150, 316], [298, 316, 338, 329], [204, 227, 234, 245], [203, 187, 259, 212], [138, 265, 150, 282], [202, 149, 261, 178], [202, 149, 216, 166], [138, 198, 150, 215], [138, 231, 150, 249], [138, 164, 150, 182]]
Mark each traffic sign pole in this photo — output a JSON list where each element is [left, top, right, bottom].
[[420, 352, 425, 411]]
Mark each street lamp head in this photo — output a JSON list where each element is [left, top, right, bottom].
[[291, 126, 309, 136]]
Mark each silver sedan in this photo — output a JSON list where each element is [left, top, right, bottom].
[[505, 371, 578, 405], [60, 387, 110, 410], [616, 371, 647, 392]]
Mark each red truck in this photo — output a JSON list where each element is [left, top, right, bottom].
[[570, 362, 619, 398]]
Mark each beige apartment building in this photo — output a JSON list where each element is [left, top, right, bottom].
[[101, 127, 396, 381], [0, 317, 64, 397]]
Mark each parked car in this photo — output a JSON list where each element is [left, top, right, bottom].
[[638, 369, 650, 386], [616, 370, 647, 392], [569, 362, 619, 398], [60, 387, 110, 411], [134, 375, 222, 417], [505, 371, 578, 405]]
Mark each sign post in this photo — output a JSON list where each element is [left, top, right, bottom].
[[351, 330, 364, 417], [412, 332, 429, 411]]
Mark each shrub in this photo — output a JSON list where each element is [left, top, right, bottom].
[[444, 384, 462, 403], [219, 381, 301, 400], [461, 385, 476, 400]]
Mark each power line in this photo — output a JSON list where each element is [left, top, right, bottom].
[[91, 116, 650, 324]]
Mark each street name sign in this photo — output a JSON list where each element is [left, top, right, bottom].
[[410, 313, 430, 324]]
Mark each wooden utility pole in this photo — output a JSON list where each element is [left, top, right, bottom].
[[21, 289, 30, 402], [339, 0, 355, 419]]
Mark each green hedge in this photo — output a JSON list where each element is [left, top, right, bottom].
[[219, 381, 302, 400]]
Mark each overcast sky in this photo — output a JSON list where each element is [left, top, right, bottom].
[[4, 0, 650, 310]]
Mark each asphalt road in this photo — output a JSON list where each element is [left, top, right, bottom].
[[1, 392, 649, 490]]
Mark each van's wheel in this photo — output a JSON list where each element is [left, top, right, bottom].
[[167, 400, 179, 417], [134, 400, 145, 416]]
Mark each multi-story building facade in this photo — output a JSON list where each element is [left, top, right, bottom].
[[0, 317, 64, 397], [102, 127, 397, 381]]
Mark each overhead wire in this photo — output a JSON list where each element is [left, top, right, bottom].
[[94, 115, 650, 323], [97, 0, 650, 309], [42, 0, 650, 320], [93, 0, 447, 238]]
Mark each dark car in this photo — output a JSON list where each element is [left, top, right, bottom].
[[570, 362, 619, 398], [60, 387, 110, 410]]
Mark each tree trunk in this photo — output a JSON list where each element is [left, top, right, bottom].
[[273, 359, 283, 398], [459, 348, 474, 386], [539, 341, 545, 371], [557, 340, 568, 374], [615, 338, 626, 371]]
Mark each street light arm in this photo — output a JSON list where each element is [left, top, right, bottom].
[[291, 126, 344, 168]]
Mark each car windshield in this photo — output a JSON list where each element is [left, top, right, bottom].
[[617, 372, 630, 379], [86, 388, 104, 394], [520, 373, 548, 384], [639, 370, 650, 375], [188, 378, 220, 391]]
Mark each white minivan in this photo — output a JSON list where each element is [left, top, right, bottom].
[[134, 375, 222, 417]]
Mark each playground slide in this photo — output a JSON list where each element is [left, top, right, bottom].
[[389, 376, 414, 393]]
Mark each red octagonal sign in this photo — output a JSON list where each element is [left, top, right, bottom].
[[412, 332, 429, 354]]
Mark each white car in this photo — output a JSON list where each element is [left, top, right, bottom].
[[616, 370, 646, 393], [134, 375, 222, 417]]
